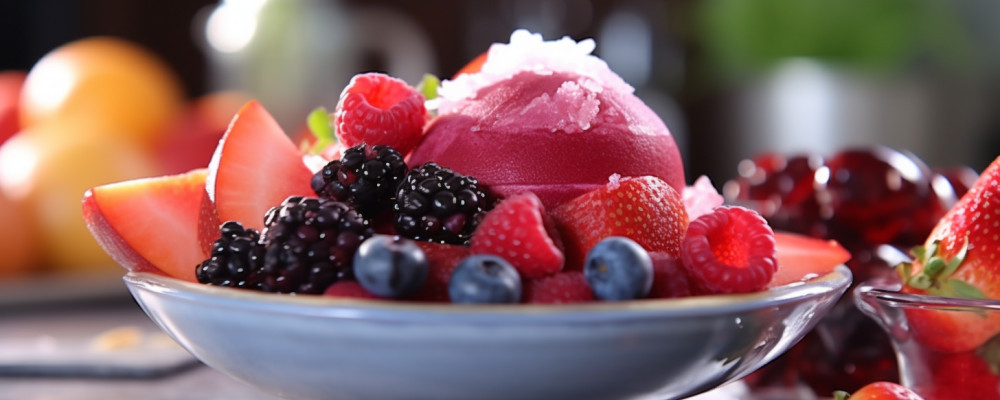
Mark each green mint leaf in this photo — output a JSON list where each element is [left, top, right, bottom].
[[416, 73, 440, 101], [307, 107, 335, 154]]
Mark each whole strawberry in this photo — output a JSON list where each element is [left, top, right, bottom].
[[899, 155, 1000, 352], [834, 381, 924, 400], [552, 174, 689, 269], [334, 73, 426, 156]]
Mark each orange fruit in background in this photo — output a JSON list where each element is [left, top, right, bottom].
[[0, 129, 160, 271], [0, 187, 39, 277], [19, 36, 184, 148]]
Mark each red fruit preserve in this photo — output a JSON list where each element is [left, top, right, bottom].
[[726, 146, 972, 394]]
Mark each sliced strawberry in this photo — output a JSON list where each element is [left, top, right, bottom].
[[453, 52, 488, 78], [470, 193, 564, 279], [681, 206, 777, 295], [521, 271, 594, 304], [82, 168, 216, 282], [206, 100, 314, 232], [768, 231, 850, 288], [410, 241, 472, 302], [552, 175, 689, 269], [648, 252, 693, 299], [334, 73, 426, 156], [196, 188, 222, 256]]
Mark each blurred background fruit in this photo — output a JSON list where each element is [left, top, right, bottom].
[[0, 35, 231, 277], [0, 185, 39, 277], [726, 146, 974, 394], [19, 36, 184, 149], [0, 70, 26, 143], [155, 90, 250, 175], [0, 128, 160, 272]]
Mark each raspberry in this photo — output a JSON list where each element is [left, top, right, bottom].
[[410, 241, 471, 302], [521, 271, 594, 304], [334, 73, 426, 155], [196, 221, 264, 289], [258, 196, 373, 294], [680, 206, 777, 295], [647, 252, 693, 299], [311, 144, 408, 218], [394, 162, 494, 245], [470, 193, 564, 279]]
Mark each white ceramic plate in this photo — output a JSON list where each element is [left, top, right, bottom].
[[125, 266, 851, 400]]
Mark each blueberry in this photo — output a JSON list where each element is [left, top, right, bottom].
[[353, 235, 428, 298], [584, 237, 653, 301], [449, 255, 522, 304]]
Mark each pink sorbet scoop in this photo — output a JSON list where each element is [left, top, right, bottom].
[[409, 31, 684, 209]]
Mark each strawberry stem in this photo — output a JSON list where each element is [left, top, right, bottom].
[[899, 238, 987, 299]]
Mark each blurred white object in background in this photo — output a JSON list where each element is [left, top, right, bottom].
[[195, 0, 435, 132], [730, 59, 987, 169]]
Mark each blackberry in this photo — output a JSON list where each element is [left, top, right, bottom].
[[258, 196, 373, 294], [394, 162, 494, 245], [310, 144, 408, 218], [196, 221, 265, 289]]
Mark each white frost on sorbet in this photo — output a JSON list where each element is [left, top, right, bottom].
[[438, 29, 634, 114], [606, 173, 623, 190], [683, 176, 724, 221]]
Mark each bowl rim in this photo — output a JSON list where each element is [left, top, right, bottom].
[[856, 278, 1000, 311], [124, 265, 851, 323]]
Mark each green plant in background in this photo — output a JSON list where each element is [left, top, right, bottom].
[[695, 0, 980, 83]]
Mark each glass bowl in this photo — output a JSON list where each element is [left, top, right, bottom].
[[856, 279, 1000, 400], [124, 265, 851, 400]]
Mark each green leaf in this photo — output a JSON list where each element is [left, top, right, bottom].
[[976, 334, 1000, 375], [923, 257, 946, 278], [307, 107, 335, 154], [947, 279, 987, 300], [897, 262, 913, 284], [416, 73, 440, 101], [944, 238, 969, 277], [911, 244, 928, 262], [832, 390, 850, 400], [911, 274, 932, 290]]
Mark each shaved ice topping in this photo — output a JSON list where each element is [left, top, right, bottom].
[[683, 176, 725, 221], [438, 29, 633, 115]]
